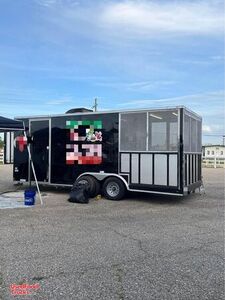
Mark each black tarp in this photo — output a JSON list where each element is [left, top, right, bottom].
[[0, 116, 24, 132]]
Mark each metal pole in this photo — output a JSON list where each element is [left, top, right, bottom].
[[23, 122, 43, 205]]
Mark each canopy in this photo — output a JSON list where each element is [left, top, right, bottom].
[[0, 115, 43, 204], [0, 116, 24, 132]]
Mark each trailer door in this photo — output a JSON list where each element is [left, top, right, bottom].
[[30, 119, 50, 182]]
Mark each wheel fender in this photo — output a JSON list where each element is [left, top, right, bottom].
[[76, 173, 128, 190]]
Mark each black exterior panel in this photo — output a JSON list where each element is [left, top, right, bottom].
[[30, 120, 49, 182], [51, 113, 119, 184]]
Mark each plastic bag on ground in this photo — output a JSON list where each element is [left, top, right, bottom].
[[68, 183, 89, 204]]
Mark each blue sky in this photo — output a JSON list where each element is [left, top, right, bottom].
[[0, 0, 224, 143]]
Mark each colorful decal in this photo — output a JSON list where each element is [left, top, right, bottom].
[[66, 120, 103, 165], [14, 136, 27, 152]]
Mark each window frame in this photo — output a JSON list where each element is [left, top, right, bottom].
[[119, 109, 179, 152]]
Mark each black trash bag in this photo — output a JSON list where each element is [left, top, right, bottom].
[[68, 183, 89, 204]]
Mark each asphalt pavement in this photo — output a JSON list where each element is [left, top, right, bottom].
[[0, 165, 224, 299]]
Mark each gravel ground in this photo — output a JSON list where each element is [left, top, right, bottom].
[[0, 165, 224, 299]]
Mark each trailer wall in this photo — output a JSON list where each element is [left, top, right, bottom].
[[119, 109, 182, 194], [183, 109, 202, 191], [13, 114, 119, 185]]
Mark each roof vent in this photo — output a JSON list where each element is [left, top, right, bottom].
[[65, 108, 93, 114]]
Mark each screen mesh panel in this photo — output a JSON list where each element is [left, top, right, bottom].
[[148, 110, 178, 151], [191, 118, 197, 152], [151, 122, 167, 150], [170, 122, 178, 151], [120, 110, 179, 152], [197, 120, 202, 152], [120, 113, 147, 151], [184, 114, 191, 152], [184, 112, 202, 153]]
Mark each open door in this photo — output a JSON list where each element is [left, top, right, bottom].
[[30, 119, 50, 182]]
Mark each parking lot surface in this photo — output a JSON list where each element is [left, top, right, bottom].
[[0, 165, 224, 299]]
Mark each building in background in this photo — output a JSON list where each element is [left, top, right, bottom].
[[3, 132, 14, 164], [202, 145, 225, 168]]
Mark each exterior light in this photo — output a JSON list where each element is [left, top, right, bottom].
[[150, 114, 162, 120]]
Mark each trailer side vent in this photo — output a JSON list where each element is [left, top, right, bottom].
[[65, 108, 93, 114]]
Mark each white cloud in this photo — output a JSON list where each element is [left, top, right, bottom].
[[101, 1, 224, 36], [202, 124, 224, 135], [202, 125, 212, 133], [118, 90, 224, 108], [36, 0, 224, 41], [95, 80, 175, 91], [35, 0, 58, 7], [114, 90, 224, 138]]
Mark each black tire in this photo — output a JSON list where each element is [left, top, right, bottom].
[[102, 177, 126, 200], [75, 176, 100, 198]]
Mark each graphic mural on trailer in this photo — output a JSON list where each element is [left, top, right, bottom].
[[14, 136, 27, 152], [66, 120, 103, 165]]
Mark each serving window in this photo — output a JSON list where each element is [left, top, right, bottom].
[[120, 110, 179, 151]]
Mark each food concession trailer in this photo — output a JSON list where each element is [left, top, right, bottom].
[[13, 107, 202, 200]]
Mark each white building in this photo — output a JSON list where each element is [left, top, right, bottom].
[[202, 145, 225, 168]]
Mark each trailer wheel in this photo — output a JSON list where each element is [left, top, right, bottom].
[[75, 176, 100, 198], [102, 177, 126, 200]]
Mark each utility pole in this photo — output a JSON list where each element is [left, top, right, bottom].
[[92, 98, 98, 112]]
